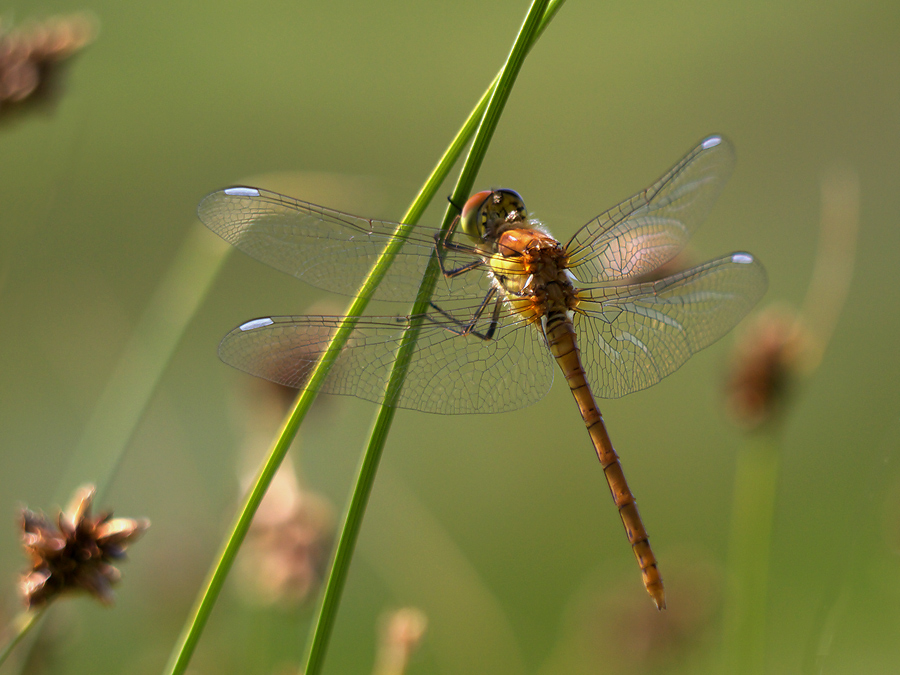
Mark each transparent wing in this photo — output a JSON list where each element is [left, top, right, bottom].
[[217, 302, 555, 415], [198, 186, 490, 302], [565, 135, 736, 283], [574, 252, 766, 398]]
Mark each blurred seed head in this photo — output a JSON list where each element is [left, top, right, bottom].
[[235, 460, 334, 607], [18, 485, 149, 608], [232, 371, 336, 608], [725, 165, 859, 430], [0, 14, 96, 120], [373, 607, 428, 675], [583, 555, 720, 673], [726, 305, 812, 429], [628, 248, 696, 285], [228, 299, 346, 439]]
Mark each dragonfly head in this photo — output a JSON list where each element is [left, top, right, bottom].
[[460, 189, 528, 243]]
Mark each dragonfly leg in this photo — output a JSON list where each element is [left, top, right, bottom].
[[434, 217, 485, 279], [434, 213, 462, 253], [429, 289, 502, 340], [439, 257, 483, 279]]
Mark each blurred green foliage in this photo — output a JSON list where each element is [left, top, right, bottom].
[[1, 1, 899, 673]]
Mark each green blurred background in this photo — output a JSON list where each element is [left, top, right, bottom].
[[1, 0, 899, 673]]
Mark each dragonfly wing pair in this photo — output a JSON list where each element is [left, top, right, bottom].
[[199, 135, 766, 414]]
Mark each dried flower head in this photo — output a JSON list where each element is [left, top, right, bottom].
[[718, 168, 860, 675], [0, 14, 96, 119], [628, 249, 696, 285], [584, 556, 719, 672], [19, 485, 149, 608], [725, 305, 812, 429], [725, 166, 859, 430], [232, 361, 337, 608], [235, 460, 334, 607], [373, 608, 428, 675]]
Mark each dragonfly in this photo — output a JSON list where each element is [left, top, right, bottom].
[[198, 135, 767, 609]]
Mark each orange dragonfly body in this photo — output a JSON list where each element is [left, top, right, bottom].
[[199, 135, 767, 608]]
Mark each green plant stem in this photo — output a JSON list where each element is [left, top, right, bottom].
[[0, 218, 229, 673], [58, 223, 231, 503], [721, 430, 782, 675], [0, 608, 44, 668], [162, 112, 469, 675], [163, 2, 562, 674], [303, 1, 554, 672]]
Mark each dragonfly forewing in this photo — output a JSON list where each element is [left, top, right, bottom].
[[565, 135, 736, 283], [573, 252, 767, 398], [197, 186, 491, 302], [217, 306, 555, 415]]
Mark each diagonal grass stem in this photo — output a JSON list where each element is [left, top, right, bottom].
[[163, 2, 563, 673], [303, 1, 556, 672]]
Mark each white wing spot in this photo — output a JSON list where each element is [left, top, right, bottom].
[[732, 253, 754, 264], [701, 136, 722, 150], [239, 317, 275, 331], [224, 187, 260, 197]]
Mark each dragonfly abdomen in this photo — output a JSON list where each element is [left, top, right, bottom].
[[544, 312, 666, 610]]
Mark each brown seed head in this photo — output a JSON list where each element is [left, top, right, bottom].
[[0, 14, 96, 118], [725, 165, 858, 430], [584, 556, 720, 672], [628, 249, 696, 285], [725, 306, 811, 429], [374, 608, 428, 675], [235, 462, 334, 607], [19, 485, 149, 608]]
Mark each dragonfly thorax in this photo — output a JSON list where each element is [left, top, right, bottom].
[[488, 227, 578, 325]]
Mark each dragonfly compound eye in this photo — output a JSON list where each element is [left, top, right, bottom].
[[460, 189, 528, 241]]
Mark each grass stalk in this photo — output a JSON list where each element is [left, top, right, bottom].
[[0, 608, 44, 668], [57, 223, 231, 503], [0, 222, 230, 670], [164, 2, 563, 673], [303, 0, 554, 671], [721, 430, 782, 674]]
